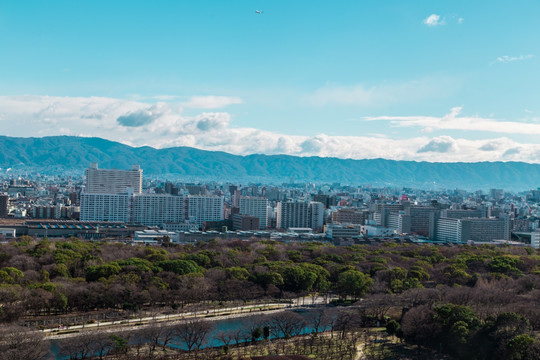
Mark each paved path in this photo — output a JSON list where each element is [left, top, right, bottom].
[[45, 296, 334, 339]]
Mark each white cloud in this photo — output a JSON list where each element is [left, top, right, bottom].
[[365, 106, 540, 135], [479, 142, 499, 151], [417, 136, 458, 153], [182, 112, 232, 133], [3, 96, 540, 163], [423, 14, 445, 27], [181, 95, 243, 109], [117, 104, 166, 127], [491, 54, 534, 65], [308, 77, 460, 107], [502, 147, 521, 158]]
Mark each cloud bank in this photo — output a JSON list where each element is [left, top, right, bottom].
[[1, 96, 540, 163], [365, 106, 540, 135]]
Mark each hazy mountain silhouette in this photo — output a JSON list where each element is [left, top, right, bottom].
[[0, 135, 537, 190]]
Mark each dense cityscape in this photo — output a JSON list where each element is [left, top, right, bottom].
[[1, 163, 540, 248]]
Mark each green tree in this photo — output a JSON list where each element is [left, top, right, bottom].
[[386, 319, 401, 337], [85, 263, 121, 282], [255, 271, 284, 290], [336, 269, 373, 300], [278, 265, 316, 292], [226, 266, 250, 281], [434, 304, 482, 358], [110, 334, 128, 354], [507, 334, 535, 360], [489, 256, 523, 276], [156, 259, 203, 275], [0, 267, 24, 284]]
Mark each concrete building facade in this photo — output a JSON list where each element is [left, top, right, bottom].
[[188, 195, 224, 228], [80, 193, 131, 223], [310, 201, 325, 232], [276, 201, 310, 230], [239, 196, 268, 229], [131, 194, 186, 226], [86, 163, 142, 194]]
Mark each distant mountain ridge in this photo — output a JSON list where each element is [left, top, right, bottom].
[[0, 135, 538, 191]]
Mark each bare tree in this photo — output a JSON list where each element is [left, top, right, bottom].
[[360, 293, 395, 322], [269, 311, 307, 339], [243, 315, 267, 343], [215, 329, 235, 347], [305, 308, 335, 335], [142, 321, 164, 355], [230, 327, 244, 347], [85, 333, 114, 360], [400, 305, 439, 345], [160, 324, 177, 351], [0, 325, 50, 360], [57, 335, 93, 359], [173, 319, 215, 352], [333, 309, 362, 339]]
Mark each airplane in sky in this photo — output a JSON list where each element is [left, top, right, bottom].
[[255, 10, 263, 14]]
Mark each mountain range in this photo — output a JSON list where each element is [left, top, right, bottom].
[[0, 135, 538, 191]]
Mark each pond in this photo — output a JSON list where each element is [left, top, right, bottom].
[[50, 308, 332, 359]]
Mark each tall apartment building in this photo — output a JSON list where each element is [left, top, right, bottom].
[[466, 216, 511, 242], [406, 206, 440, 238], [86, 163, 142, 194], [188, 195, 224, 228], [82, 164, 187, 226], [80, 193, 131, 223], [239, 196, 268, 229], [372, 203, 406, 227], [436, 217, 469, 243], [387, 212, 412, 234], [277, 201, 310, 229], [82, 191, 188, 226], [310, 201, 325, 232], [131, 194, 186, 226], [435, 216, 511, 243], [276, 201, 324, 231]]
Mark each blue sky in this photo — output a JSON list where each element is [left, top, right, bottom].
[[0, 1, 539, 162]]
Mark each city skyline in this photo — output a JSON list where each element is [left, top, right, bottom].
[[0, 1, 539, 162]]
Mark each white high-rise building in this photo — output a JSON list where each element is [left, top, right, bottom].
[[188, 195, 224, 228], [81, 193, 186, 225], [132, 194, 186, 226], [80, 193, 131, 222], [276, 201, 325, 231], [82, 165, 226, 229], [239, 197, 269, 229], [436, 217, 467, 243], [276, 201, 310, 229], [86, 163, 142, 194]]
